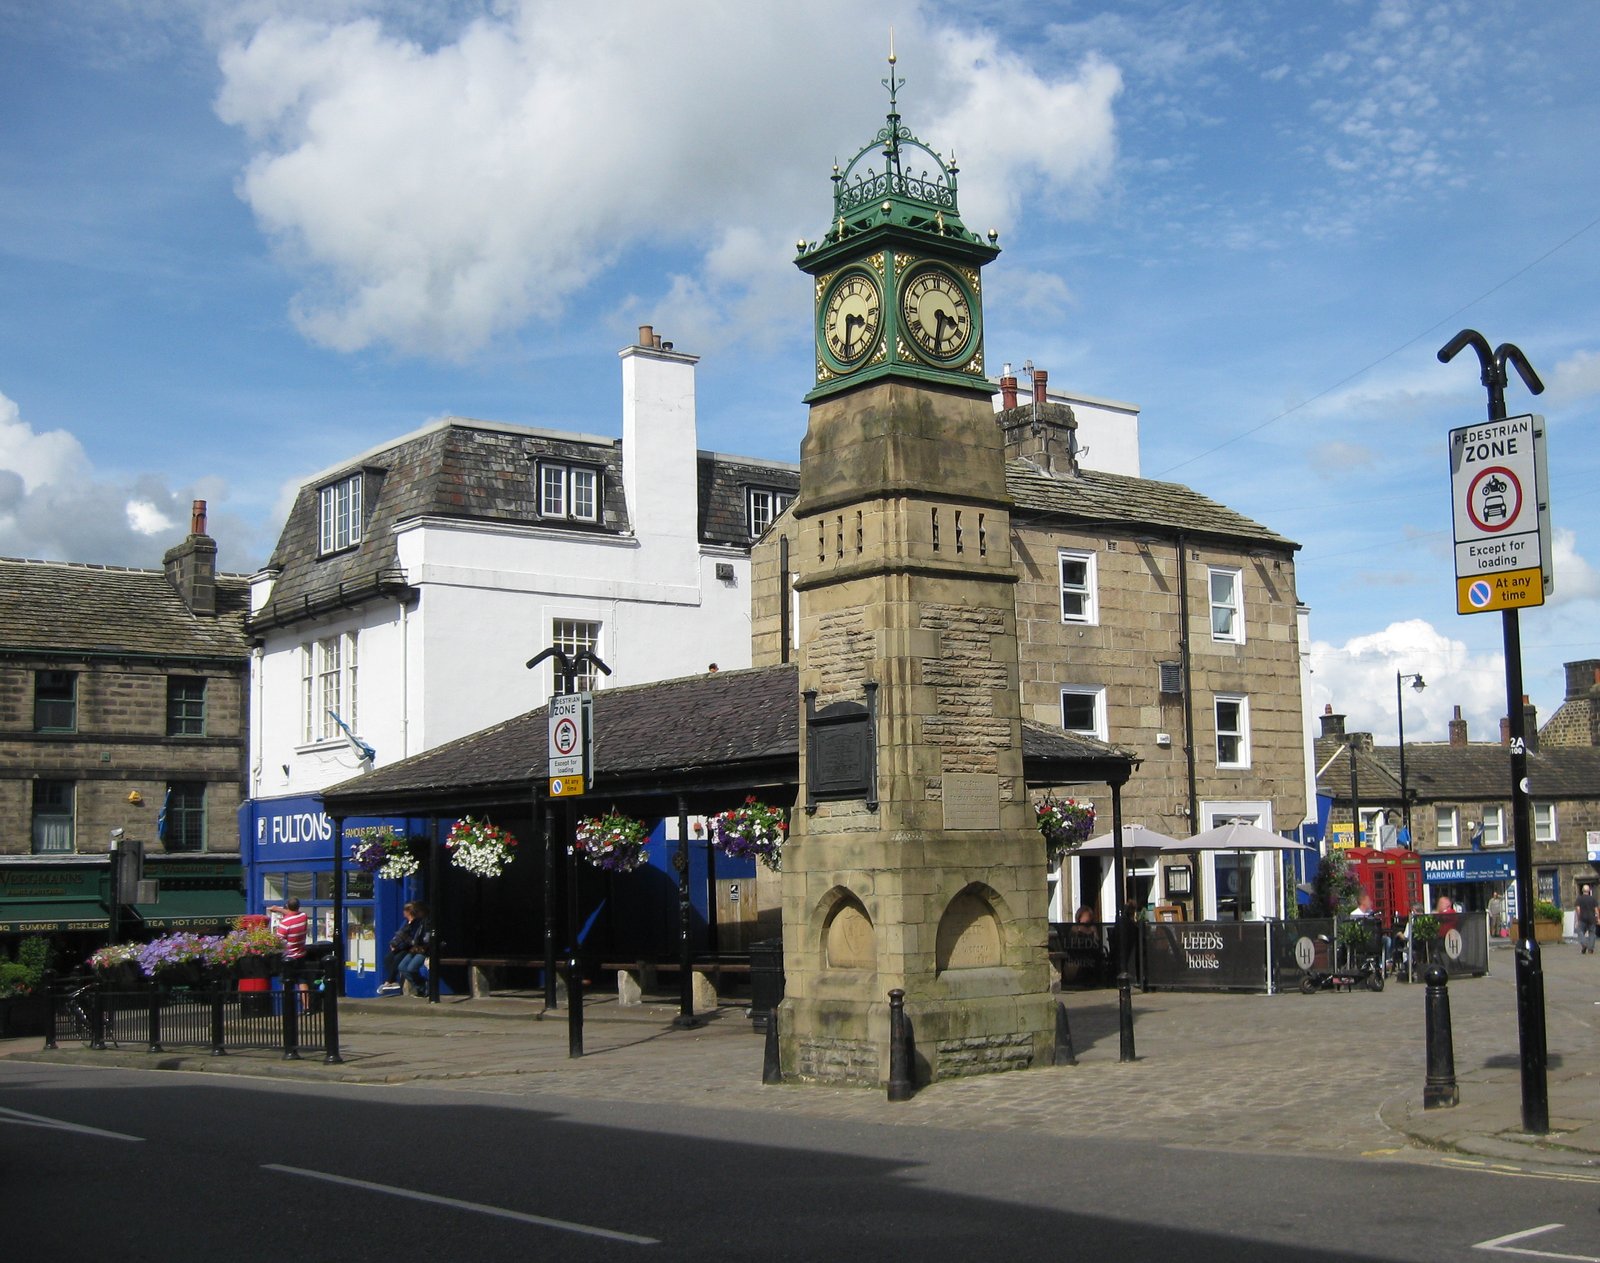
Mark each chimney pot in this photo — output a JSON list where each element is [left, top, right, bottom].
[[1448, 705, 1469, 746], [191, 499, 207, 536], [1000, 373, 1018, 410], [638, 324, 654, 348], [1032, 368, 1049, 405]]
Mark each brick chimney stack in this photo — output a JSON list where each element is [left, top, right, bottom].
[[1448, 705, 1468, 746], [1319, 705, 1346, 740], [995, 364, 1078, 475], [163, 499, 217, 616]]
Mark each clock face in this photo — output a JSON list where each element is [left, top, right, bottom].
[[900, 266, 973, 363], [822, 271, 882, 367]]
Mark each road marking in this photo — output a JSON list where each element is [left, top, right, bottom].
[[0, 1105, 143, 1141], [1442, 1157, 1600, 1186], [264, 1164, 658, 1244], [1474, 1223, 1599, 1260]]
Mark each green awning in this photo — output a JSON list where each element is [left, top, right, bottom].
[[132, 886, 246, 931], [0, 901, 110, 934]]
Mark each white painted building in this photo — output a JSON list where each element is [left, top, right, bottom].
[[246, 330, 799, 801]]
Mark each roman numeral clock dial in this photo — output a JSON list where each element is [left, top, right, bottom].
[[900, 265, 972, 363], [822, 271, 882, 367]]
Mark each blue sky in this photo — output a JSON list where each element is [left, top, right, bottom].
[[3, 0, 1598, 746]]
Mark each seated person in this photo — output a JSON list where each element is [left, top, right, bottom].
[[378, 902, 423, 995], [395, 904, 433, 995]]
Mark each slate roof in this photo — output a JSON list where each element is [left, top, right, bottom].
[[1005, 460, 1298, 551], [320, 663, 1136, 816], [252, 418, 800, 633], [0, 558, 250, 661], [1316, 739, 1600, 803]]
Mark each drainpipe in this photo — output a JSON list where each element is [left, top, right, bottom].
[[1175, 534, 1199, 829], [398, 599, 410, 761], [779, 534, 791, 665]]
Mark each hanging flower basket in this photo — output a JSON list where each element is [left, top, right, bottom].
[[1035, 794, 1097, 863], [708, 797, 787, 872], [348, 826, 420, 880], [446, 817, 518, 878], [574, 810, 650, 874]]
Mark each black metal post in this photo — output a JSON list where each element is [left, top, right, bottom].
[[673, 794, 698, 1028], [1111, 778, 1135, 1062], [1438, 328, 1548, 1134], [147, 987, 162, 1053], [322, 950, 343, 1064], [762, 1006, 782, 1085], [1423, 964, 1459, 1108], [211, 989, 227, 1057], [886, 988, 914, 1101], [90, 986, 106, 1051], [42, 970, 57, 1050], [331, 815, 346, 998], [539, 789, 557, 1011], [427, 825, 442, 1005], [567, 800, 584, 1059], [1053, 998, 1076, 1066], [282, 969, 300, 1060]]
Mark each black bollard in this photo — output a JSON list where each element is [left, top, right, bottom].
[[42, 969, 57, 1051], [1054, 999, 1077, 1066], [210, 989, 227, 1057], [1117, 970, 1136, 1062], [887, 988, 915, 1102], [762, 1007, 782, 1085], [148, 987, 162, 1054], [282, 970, 301, 1061], [90, 985, 106, 1051], [1423, 964, 1459, 1109], [322, 951, 343, 1065]]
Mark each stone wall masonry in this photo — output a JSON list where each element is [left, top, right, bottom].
[[936, 1031, 1036, 1077], [796, 1035, 879, 1084]]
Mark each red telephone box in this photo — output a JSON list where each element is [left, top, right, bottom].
[[1345, 847, 1423, 922]]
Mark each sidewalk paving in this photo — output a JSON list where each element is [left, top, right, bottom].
[[6, 938, 1596, 1170]]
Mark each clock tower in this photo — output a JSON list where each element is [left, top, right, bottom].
[[779, 53, 1057, 1086]]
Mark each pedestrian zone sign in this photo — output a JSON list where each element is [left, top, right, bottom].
[[1448, 414, 1550, 615], [548, 691, 592, 796]]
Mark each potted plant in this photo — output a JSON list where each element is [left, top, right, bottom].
[[1533, 899, 1563, 943], [708, 797, 787, 871], [574, 810, 650, 873], [349, 826, 420, 880], [446, 817, 519, 878], [0, 936, 50, 1038], [215, 922, 287, 978], [1034, 794, 1097, 864], [137, 932, 225, 988], [87, 941, 145, 990]]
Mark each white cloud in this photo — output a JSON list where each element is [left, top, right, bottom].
[[0, 388, 251, 567], [1546, 348, 1600, 405], [1548, 526, 1600, 604], [210, 2, 1121, 359], [1306, 618, 1508, 744]]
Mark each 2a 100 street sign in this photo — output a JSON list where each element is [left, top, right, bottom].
[[1448, 414, 1550, 615]]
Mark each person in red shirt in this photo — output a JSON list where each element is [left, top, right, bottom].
[[268, 897, 311, 1011]]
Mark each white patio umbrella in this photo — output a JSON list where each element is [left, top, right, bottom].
[[1078, 824, 1180, 856], [1164, 820, 1311, 919]]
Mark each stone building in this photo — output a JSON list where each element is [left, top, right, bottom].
[[1314, 660, 1600, 914], [0, 504, 249, 940], [751, 376, 1308, 924]]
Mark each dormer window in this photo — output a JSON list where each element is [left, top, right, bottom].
[[748, 488, 794, 538], [540, 462, 600, 522], [318, 473, 363, 554]]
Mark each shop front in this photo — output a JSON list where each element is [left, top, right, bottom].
[[1421, 849, 1515, 917], [239, 795, 431, 998]]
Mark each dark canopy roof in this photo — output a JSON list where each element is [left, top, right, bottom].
[[320, 663, 1137, 818]]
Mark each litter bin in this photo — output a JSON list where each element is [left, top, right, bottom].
[[748, 937, 785, 1033]]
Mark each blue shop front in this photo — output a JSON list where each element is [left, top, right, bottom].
[[239, 796, 433, 998]]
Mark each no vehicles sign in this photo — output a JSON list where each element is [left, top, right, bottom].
[[1448, 414, 1550, 614], [548, 692, 592, 794]]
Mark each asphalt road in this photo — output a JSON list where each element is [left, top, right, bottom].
[[4, 1061, 1598, 1262]]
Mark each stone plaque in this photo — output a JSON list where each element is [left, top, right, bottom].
[[942, 773, 999, 831], [825, 901, 876, 969], [936, 891, 1002, 970]]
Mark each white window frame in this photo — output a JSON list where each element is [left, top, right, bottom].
[[1533, 802, 1557, 843], [1480, 805, 1505, 847], [1214, 694, 1250, 768], [550, 618, 602, 695], [1435, 806, 1459, 848], [300, 632, 359, 744], [1208, 566, 1244, 644], [318, 474, 363, 554], [539, 463, 601, 523], [1059, 685, 1108, 741], [748, 488, 794, 539], [1059, 549, 1098, 625]]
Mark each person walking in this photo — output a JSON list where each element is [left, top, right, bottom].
[[1575, 883, 1598, 955]]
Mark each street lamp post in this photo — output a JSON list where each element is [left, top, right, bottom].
[[1396, 672, 1425, 844]]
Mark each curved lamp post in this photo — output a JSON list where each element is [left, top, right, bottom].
[[1396, 672, 1425, 843]]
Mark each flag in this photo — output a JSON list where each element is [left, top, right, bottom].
[[156, 787, 171, 842]]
